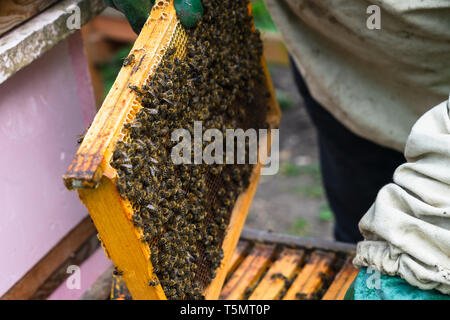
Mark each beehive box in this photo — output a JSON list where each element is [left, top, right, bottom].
[[63, 0, 280, 300], [108, 230, 359, 300]]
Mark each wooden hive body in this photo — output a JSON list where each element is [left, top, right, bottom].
[[109, 230, 359, 301], [63, 0, 281, 300]]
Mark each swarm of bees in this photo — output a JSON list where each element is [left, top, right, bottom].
[[111, 0, 269, 300]]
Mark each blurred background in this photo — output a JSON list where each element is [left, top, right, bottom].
[[81, 0, 333, 240]]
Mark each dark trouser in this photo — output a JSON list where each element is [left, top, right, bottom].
[[290, 59, 405, 243]]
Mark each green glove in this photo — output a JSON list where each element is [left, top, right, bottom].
[[345, 267, 450, 300], [104, 0, 203, 34]]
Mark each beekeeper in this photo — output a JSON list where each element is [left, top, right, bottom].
[[105, 0, 450, 300]]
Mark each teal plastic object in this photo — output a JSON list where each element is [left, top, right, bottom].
[[104, 0, 153, 34], [174, 0, 204, 28], [104, 0, 203, 33], [345, 268, 450, 300]]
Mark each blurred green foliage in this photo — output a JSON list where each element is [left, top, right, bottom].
[[99, 44, 133, 98], [252, 0, 278, 32], [290, 216, 309, 236], [276, 89, 293, 111], [280, 163, 321, 181], [318, 203, 334, 222], [293, 185, 324, 199]]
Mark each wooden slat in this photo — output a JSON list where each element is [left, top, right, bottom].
[[249, 248, 304, 300], [0, 0, 58, 37], [31, 234, 100, 299], [283, 251, 335, 300], [1, 216, 97, 300], [322, 257, 358, 300], [219, 245, 275, 300], [226, 241, 251, 277]]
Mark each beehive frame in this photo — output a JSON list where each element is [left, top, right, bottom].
[[63, 0, 280, 300]]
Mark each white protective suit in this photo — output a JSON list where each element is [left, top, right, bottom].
[[263, 0, 450, 294]]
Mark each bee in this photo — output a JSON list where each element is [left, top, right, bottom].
[[271, 272, 288, 282], [210, 165, 222, 175], [116, 180, 127, 196], [113, 267, 123, 276], [222, 197, 232, 207], [149, 225, 164, 237], [166, 288, 177, 297], [128, 84, 143, 96], [166, 46, 176, 56], [149, 278, 160, 287], [132, 214, 143, 227], [123, 54, 135, 67], [159, 237, 167, 248], [77, 133, 85, 144], [218, 222, 228, 231], [223, 173, 231, 183], [295, 292, 308, 300]]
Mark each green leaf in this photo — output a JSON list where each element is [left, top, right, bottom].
[[251, 0, 278, 32]]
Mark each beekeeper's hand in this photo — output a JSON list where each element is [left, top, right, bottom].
[[104, 0, 203, 34], [345, 268, 450, 300]]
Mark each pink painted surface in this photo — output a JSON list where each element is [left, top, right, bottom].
[[48, 247, 111, 300], [0, 30, 96, 296], [67, 30, 97, 125]]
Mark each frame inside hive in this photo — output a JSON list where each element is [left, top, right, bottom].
[[63, 1, 281, 300]]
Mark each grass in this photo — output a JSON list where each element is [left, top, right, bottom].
[[318, 203, 334, 222], [289, 216, 309, 237], [280, 162, 321, 181], [292, 185, 324, 199]]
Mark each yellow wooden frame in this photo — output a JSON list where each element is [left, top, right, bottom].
[[63, 0, 280, 300]]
